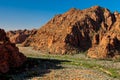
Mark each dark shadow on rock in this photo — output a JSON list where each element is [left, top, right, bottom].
[[65, 24, 92, 52], [0, 57, 70, 80]]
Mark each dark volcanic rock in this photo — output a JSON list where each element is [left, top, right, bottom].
[[0, 29, 26, 73]]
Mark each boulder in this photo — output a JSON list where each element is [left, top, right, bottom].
[[0, 29, 26, 73]]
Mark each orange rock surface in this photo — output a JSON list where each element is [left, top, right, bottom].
[[22, 6, 120, 59], [7, 29, 37, 44]]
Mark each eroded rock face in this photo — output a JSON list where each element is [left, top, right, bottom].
[[23, 6, 120, 58], [87, 35, 120, 59], [87, 12, 120, 59], [0, 29, 26, 73], [7, 29, 37, 44]]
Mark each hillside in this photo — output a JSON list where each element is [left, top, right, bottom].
[[22, 6, 120, 59]]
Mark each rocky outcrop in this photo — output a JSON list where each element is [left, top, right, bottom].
[[87, 11, 120, 59], [0, 29, 26, 73], [23, 6, 120, 58], [87, 34, 120, 59], [7, 29, 37, 44]]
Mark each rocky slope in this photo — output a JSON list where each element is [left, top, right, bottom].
[[22, 6, 120, 59], [0, 29, 26, 73], [87, 11, 120, 59], [7, 29, 37, 44]]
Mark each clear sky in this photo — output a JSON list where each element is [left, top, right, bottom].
[[0, 0, 120, 31]]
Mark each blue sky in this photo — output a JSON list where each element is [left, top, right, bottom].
[[0, 0, 120, 31]]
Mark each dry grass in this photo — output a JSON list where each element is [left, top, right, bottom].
[[1, 45, 120, 80]]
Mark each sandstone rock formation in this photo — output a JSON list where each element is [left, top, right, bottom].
[[87, 11, 120, 59], [7, 29, 37, 44], [23, 6, 120, 59], [0, 29, 26, 73]]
